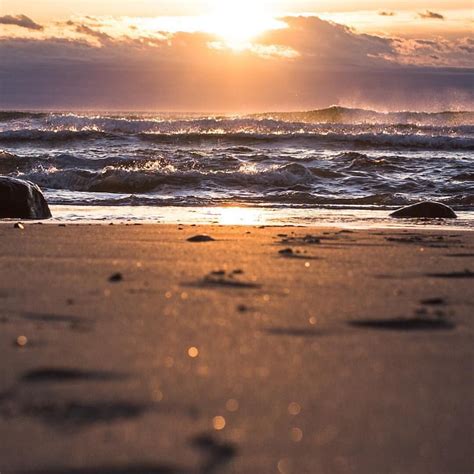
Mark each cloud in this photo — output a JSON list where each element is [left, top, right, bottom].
[[0, 14, 43, 31], [391, 36, 473, 67], [0, 15, 472, 111], [258, 16, 395, 68], [73, 24, 113, 44], [418, 11, 445, 20]]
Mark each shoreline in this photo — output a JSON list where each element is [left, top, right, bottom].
[[4, 204, 473, 231], [1, 223, 473, 473]]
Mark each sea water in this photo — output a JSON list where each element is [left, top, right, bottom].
[[1, 107, 473, 227]]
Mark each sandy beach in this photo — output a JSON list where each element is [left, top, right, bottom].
[[0, 223, 472, 474]]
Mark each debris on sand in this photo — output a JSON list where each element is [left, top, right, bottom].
[[202, 271, 260, 289], [280, 234, 321, 245], [14, 222, 24, 230]]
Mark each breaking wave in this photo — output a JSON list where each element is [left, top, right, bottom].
[[1, 107, 473, 211]]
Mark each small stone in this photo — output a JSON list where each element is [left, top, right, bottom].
[[211, 270, 226, 276], [279, 248, 294, 255], [14, 222, 25, 230], [187, 235, 215, 242], [109, 272, 123, 283]]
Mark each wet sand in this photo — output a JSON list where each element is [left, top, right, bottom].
[[0, 223, 473, 474]]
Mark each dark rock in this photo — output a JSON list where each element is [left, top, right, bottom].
[[187, 235, 215, 242], [0, 177, 52, 220], [109, 272, 123, 283], [390, 202, 457, 219]]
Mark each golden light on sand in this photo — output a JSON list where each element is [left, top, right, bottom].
[[16, 335, 28, 347], [288, 402, 301, 416], [213, 415, 226, 430], [188, 346, 199, 358], [226, 399, 239, 412], [206, 0, 282, 50], [290, 427, 303, 442], [277, 458, 291, 474]]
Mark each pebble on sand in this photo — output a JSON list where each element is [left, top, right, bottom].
[[109, 272, 124, 283], [14, 222, 25, 230], [187, 235, 215, 242]]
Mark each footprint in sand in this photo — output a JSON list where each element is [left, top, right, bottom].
[[426, 270, 474, 279], [348, 317, 455, 331], [421, 298, 447, 306], [21, 368, 128, 383], [191, 433, 237, 472]]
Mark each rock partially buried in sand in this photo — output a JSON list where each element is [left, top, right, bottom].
[[0, 177, 52, 219], [187, 235, 215, 242], [390, 201, 457, 219]]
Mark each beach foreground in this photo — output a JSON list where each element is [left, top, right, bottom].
[[0, 223, 472, 474]]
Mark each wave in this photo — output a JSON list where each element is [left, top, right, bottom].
[[0, 111, 48, 122], [2, 107, 472, 212], [11, 155, 471, 210], [1, 128, 473, 150], [0, 129, 114, 142], [42, 188, 472, 209], [254, 106, 474, 126], [2, 106, 473, 126]]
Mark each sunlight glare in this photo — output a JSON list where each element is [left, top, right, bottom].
[[206, 0, 282, 50]]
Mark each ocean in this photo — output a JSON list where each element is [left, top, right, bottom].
[[1, 107, 473, 227]]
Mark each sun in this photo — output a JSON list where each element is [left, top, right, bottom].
[[205, 0, 282, 50]]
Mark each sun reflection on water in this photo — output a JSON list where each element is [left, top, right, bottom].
[[215, 206, 266, 225]]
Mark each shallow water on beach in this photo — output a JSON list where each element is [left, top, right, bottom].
[[1, 107, 473, 224], [42, 205, 472, 230]]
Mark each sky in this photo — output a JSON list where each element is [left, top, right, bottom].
[[0, 1, 473, 111]]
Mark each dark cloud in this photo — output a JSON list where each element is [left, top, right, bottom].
[[0, 16, 472, 111], [418, 11, 445, 20], [0, 14, 43, 31], [259, 16, 395, 68], [74, 24, 113, 44]]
